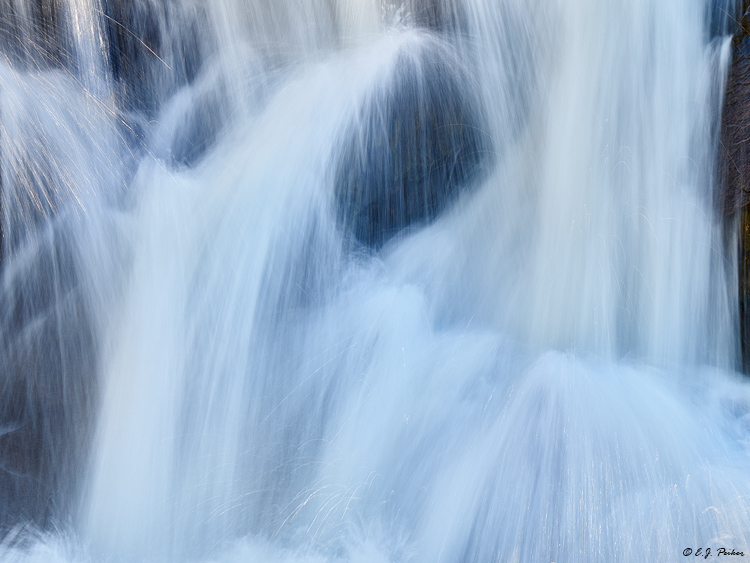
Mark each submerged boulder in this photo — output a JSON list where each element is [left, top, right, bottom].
[[335, 40, 492, 248]]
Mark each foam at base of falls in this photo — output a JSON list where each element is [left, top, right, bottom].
[[2, 349, 750, 562]]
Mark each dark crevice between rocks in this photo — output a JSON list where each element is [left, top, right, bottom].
[[334, 39, 494, 250], [719, 1, 750, 373]]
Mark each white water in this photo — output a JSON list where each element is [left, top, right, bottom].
[[2, 0, 750, 561]]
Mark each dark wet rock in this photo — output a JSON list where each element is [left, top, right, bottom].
[[0, 0, 209, 113], [335, 41, 493, 249], [399, 0, 466, 34], [0, 0, 24, 65], [739, 205, 750, 374], [103, 0, 164, 113], [719, 9, 750, 216], [103, 0, 209, 115], [708, 0, 749, 39], [0, 0, 69, 70], [168, 81, 229, 168], [720, 3, 750, 372], [0, 68, 128, 265], [0, 231, 97, 533]]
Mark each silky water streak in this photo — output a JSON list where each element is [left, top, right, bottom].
[[1, 0, 749, 561]]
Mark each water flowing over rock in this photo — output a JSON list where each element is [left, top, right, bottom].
[[0, 0, 750, 561], [0, 232, 97, 531], [103, 0, 208, 114], [335, 39, 492, 248], [0, 0, 68, 70]]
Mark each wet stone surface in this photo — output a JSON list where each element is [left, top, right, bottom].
[[721, 3, 750, 372], [335, 42, 493, 249]]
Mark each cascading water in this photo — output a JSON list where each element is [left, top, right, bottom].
[[1, 0, 750, 561]]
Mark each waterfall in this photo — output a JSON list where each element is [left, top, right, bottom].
[[1, 0, 750, 561]]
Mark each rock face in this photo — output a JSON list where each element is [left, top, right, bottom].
[[0, 232, 97, 533], [399, 0, 466, 33], [708, 0, 748, 39], [720, 5, 750, 215], [103, 0, 207, 115], [335, 42, 492, 249], [720, 2, 750, 372], [0, 0, 68, 70]]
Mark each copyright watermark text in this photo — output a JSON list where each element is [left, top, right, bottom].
[[683, 548, 745, 558]]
